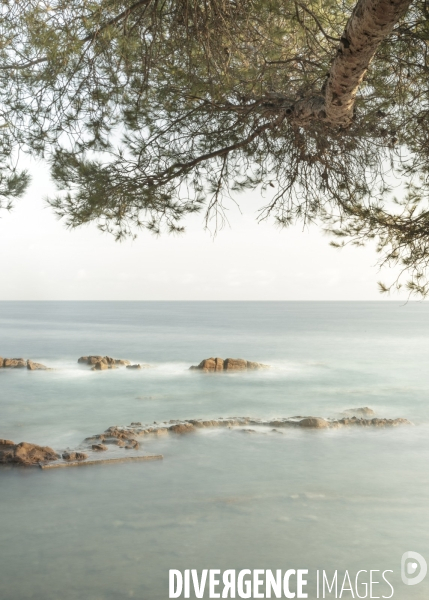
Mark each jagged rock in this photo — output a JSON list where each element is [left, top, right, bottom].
[[3, 358, 26, 368], [127, 364, 142, 370], [299, 417, 329, 429], [0, 441, 59, 465], [27, 360, 50, 371], [190, 357, 270, 371], [92, 444, 108, 451], [62, 451, 88, 461]]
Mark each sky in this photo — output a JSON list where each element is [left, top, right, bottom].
[[0, 159, 405, 301]]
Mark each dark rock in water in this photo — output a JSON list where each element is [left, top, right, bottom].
[[299, 417, 329, 429], [78, 355, 131, 367], [169, 423, 195, 434], [27, 360, 50, 371], [3, 358, 26, 368], [62, 451, 88, 461], [190, 357, 270, 372], [127, 364, 142, 370], [0, 441, 59, 465], [92, 444, 108, 451]]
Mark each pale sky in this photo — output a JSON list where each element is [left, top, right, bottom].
[[0, 158, 405, 301]]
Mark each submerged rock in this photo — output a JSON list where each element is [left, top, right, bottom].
[[190, 357, 270, 372], [343, 407, 375, 417], [0, 441, 59, 465], [127, 364, 142, 370]]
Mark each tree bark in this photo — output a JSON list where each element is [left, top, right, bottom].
[[290, 0, 413, 127]]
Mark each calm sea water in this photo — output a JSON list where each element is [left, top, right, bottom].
[[1, 301, 429, 599]]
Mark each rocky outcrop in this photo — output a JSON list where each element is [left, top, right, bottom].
[[0, 358, 51, 370], [91, 362, 116, 371], [169, 423, 195, 434], [0, 440, 59, 465], [190, 357, 270, 372], [78, 355, 131, 367], [3, 358, 26, 368], [27, 360, 50, 371], [126, 364, 142, 369], [0, 407, 412, 469]]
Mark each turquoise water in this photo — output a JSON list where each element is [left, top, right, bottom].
[[1, 301, 429, 599]]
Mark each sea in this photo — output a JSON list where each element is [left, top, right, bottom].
[[1, 301, 429, 599]]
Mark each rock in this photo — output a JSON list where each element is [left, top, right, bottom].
[[126, 364, 142, 370], [0, 357, 3, 367], [78, 356, 131, 367], [62, 451, 88, 461], [299, 417, 329, 429], [92, 361, 109, 371], [0, 442, 59, 465], [125, 440, 139, 450], [27, 360, 50, 371], [169, 423, 195, 434], [190, 357, 270, 371], [0, 439, 14, 446], [224, 358, 248, 371], [343, 407, 375, 416], [88, 356, 105, 365], [92, 444, 108, 451], [91, 361, 117, 371], [3, 358, 26, 368]]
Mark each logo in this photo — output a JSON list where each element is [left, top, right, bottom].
[[401, 551, 427, 586]]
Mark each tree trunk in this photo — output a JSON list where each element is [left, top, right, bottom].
[[290, 0, 413, 126]]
